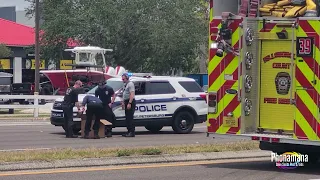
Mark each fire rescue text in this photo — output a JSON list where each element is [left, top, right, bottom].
[[264, 98, 291, 105]]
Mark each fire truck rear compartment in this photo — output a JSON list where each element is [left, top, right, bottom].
[[240, 19, 296, 135], [259, 37, 295, 131]]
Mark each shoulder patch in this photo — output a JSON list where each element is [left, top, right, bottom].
[[66, 88, 72, 95]]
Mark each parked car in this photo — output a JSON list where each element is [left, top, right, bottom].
[[0, 72, 14, 114]]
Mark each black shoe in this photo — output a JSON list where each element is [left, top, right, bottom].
[[83, 133, 89, 139], [94, 135, 100, 139], [123, 132, 135, 137], [67, 135, 78, 138], [106, 130, 112, 138], [106, 131, 112, 137], [122, 132, 129, 137]]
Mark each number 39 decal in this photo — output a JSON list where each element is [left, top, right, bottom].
[[296, 37, 314, 57]]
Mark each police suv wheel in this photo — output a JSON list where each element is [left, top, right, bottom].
[[172, 111, 194, 134], [145, 125, 163, 133]]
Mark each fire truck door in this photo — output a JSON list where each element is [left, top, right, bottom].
[[259, 38, 295, 131]]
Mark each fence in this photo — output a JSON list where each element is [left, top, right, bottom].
[[0, 93, 63, 117]]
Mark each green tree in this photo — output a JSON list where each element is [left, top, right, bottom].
[[0, 44, 11, 58], [26, 0, 208, 75]]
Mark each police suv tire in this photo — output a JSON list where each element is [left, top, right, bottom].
[[172, 111, 194, 134], [145, 125, 163, 133]]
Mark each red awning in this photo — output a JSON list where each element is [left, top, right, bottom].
[[0, 18, 81, 47]]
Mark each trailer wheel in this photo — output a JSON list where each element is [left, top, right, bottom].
[[8, 109, 14, 114], [18, 100, 23, 104]]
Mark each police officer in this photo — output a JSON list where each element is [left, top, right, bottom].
[[95, 81, 116, 137], [62, 80, 82, 138], [121, 73, 136, 137], [81, 95, 104, 139]]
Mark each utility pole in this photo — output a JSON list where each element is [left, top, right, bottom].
[[34, 0, 40, 93]]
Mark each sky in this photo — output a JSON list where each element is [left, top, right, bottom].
[[0, 0, 31, 11]]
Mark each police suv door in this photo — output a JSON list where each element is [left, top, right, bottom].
[[134, 80, 181, 120], [112, 81, 147, 122]]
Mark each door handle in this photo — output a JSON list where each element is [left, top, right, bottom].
[[140, 99, 146, 102], [173, 96, 178, 100]]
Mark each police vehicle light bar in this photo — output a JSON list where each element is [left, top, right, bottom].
[[127, 72, 153, 78]]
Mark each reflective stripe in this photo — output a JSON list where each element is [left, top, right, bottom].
[[207, 16, 242, 135], [294, 19, 320, 141]]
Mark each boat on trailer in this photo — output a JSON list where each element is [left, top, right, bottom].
[[40, 46, 126, 95]]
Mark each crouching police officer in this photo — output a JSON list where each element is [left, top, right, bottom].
[[62, 80, 82, 138], [81, 94, 104, 139], [95, 81, 116, 137]]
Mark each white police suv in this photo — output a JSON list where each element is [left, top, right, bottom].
[[50, 74, 207, 134]]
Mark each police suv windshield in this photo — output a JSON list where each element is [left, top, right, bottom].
[[87, 79, 123, 94]]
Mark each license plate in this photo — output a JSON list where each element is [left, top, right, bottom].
[[52, 113, 63, 117], [223, 116, 238, 127]]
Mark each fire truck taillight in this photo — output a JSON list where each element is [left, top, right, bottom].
[[208, 92, 217, 114]]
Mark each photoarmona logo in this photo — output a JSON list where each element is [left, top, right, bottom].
[[271, 152, 308, 169]]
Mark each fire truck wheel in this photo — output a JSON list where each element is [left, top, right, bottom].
[[145, 125, 163, 133], [172, 111, 195, 134], [307, 153, 319, 164]]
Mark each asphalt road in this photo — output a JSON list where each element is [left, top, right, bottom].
[[0, 121, 237, 151], [0, 158, 319, 180]]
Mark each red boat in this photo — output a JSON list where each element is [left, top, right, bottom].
[[40, 46, 126, 95]]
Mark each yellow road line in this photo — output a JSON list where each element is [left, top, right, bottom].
[[0, 157, 270, 177]]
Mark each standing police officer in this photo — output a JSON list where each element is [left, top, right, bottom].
[[81, 95, 104, 139], [62, 80, 82, 138], [95, 81, 116, 137], [121, 73, 136, 137]]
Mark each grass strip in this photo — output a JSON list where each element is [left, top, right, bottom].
[[0, 141, 259, 163]]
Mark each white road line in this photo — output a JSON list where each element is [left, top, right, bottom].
[[0, 122, 50, 126], [0, 148, 52, 152]]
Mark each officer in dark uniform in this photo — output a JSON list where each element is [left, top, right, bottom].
[[81, 95, 104, 139], [62, 80, 82, 138], [95, 81, 116, 137]]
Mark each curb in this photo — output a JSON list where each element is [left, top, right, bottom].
[[0, 150, 270, 172]]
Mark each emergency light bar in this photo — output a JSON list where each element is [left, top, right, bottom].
[[127, 72, 153, 78]]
